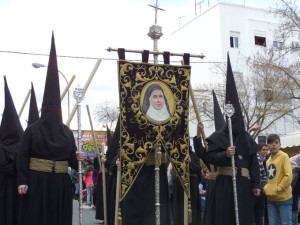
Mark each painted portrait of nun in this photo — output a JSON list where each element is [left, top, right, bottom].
[[142, 83, 172, 124]]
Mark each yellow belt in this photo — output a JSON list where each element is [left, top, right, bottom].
[[208, 164, 218, 180], [209, 171, 218, 180], [30, 157, 68, 173], [217, 167, 249, 178]]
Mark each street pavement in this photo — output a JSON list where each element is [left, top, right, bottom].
[[72, 200, 103, 225]]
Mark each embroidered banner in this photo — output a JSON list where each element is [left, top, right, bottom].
[[118, 60, 191, 200]]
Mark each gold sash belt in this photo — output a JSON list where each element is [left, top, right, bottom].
[[217, 167, 249, 178], [209, 171, 218, 180], [30, 157, 68, 174], [208, 164, 218, 180], [145, 153, 167, 165]]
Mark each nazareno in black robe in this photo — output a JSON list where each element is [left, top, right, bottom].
[[121, 152, 172, 225], [206, 130, 260, 225], [193, 135, 217, 225], [17, 34, 79, 225], [205, 53, 261, 225], [170, 150, 202, 225], [0, 76, 24, 225], [94, 157, 109, 221], [0, 144, 21, 225], [17, 123, 78, 225], [106, 152, 119, 225]]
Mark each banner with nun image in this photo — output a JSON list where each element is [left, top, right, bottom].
[[118, 60, 191, 200]]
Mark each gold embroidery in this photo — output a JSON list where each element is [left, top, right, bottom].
[[119, 60, 191, 200]]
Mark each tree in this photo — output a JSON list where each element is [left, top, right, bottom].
[[273, 0, 300, 39], [267, 0, 300, 95], [192, 54, 300, 139], [94, 100, 119, 130]]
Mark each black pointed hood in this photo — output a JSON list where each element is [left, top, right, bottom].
[[225, 53, 245, 136], [41, 32, 62, 123], [212, 90, 225, 131], [42, 33, 60, 108], [224, 53, 257, 155], [27, 83, 39, 126], [225, 53, 242, 116], [106, 116, 120, 162], [207, 54, 258, 155], [0, 76, 23, 174], [0, 76, 24, 143], [106, 125, 113, 152], [31, 33, 72, 158]]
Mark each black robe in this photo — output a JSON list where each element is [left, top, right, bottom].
[[170, 150, 202, 225], [17, 122, 78, 225], [206, 140, 260, 225], [106, 154, 119, 225], [193, 136, 217, 225], [95, 158, 109, 221], [122, 154, 172, 225], [0, 144, 19, 225]]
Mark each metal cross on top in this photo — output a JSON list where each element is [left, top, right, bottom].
[[148, 0, 165, 24], [148, 0, 165, 64]]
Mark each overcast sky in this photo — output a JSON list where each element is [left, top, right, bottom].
[[0, 0, 275, 130]]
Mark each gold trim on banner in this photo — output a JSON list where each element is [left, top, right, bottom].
[[119, 60, 191, 200]]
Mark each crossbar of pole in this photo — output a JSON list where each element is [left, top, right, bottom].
[[106, 47, 205, 59]]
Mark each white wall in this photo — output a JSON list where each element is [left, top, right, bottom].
[[167, 1, 300, 140]]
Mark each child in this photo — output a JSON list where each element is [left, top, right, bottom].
[[83, 165, 94, 207], [264, 134, 293, 225]]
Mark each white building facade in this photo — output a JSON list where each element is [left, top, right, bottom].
[[163, 1, 300, 143]]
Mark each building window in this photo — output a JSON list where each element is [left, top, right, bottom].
[[273, 41, 283, 49], [230, 31, 240, 48], [291, 41, 299, 49], [230, 36, 239, 48], [258, 136, 266, 146], [255, 36, 266, 47]]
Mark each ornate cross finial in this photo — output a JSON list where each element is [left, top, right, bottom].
[[148, 0, 165, 24], [148, 0, 165, 64], [224, 101, 235, 118], [73, 86, 85, 103]]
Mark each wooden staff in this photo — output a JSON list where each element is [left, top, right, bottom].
[[189, 83, 208, 150], [86, 105, 107, 225], [66, 58, 102, 127], [18, 89, 31, 118]]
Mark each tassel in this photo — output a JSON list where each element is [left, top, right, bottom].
[[188, 200, 192, 224], [118, 207, 122, 225]]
